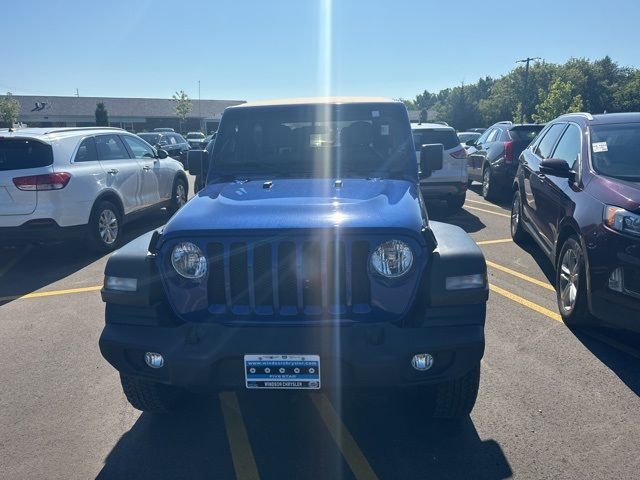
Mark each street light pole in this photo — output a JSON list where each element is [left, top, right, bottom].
[[198, 80, 201, 132], [517, 57, 541, 123]]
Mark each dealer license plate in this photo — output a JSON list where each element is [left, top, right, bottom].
[[244, 354, 321, 390]]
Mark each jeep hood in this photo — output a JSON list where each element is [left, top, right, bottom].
[[163, 178, 425, 236]]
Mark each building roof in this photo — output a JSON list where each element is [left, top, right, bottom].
[[13, 95, 245, 119], [233, 96, 397, 108], [0, 127, 135, 143]]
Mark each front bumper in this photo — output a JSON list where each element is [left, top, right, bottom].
[[587, 226, 640, 332], [99, 305, 485, 391]]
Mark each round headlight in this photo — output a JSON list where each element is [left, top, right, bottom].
[[370, 240, 413, 278], [171, 242, 207, 279]]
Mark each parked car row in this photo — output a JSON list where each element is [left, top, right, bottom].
[[0, 127, 188, 252]]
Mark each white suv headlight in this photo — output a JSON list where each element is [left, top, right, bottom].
[[370, 240, 413, 278], [604, 206, 640, 237], [171, 242, 207, 279]]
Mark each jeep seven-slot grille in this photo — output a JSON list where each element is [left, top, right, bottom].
[[206, 239, 371, 318]]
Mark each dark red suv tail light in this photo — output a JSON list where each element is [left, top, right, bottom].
[[504, 141, 514, 164], [13, 172, 71, 191]]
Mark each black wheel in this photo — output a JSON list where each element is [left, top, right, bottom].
[[87, 200, 122, 253], [120, 374, 185, 413], [447, 193, 466, 211], [168, 177, 188, 215], [432, 364, 481, 419], [555, 236, 597, 326], [510, 189, 529, 244], [481, 166, 496, 200]]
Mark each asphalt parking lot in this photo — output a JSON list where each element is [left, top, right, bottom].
[[1, 178, 639, 480]]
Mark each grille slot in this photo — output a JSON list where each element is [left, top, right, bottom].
[[278, 242, 298, 315], [207, 243, 226, 313], [207, 238, 371, 319]]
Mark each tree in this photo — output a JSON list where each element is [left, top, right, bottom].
[[532, 79, 584, 123], [414, 90, 437, 122], [172, 90, 192, 131], [0, 92, 20, 127], [614, 71, 640, 112], [95, 102, 109, 126]]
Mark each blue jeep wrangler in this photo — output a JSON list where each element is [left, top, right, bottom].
[[99, 98, 488, 418]]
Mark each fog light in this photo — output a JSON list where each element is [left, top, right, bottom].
[[411, 353, 434, 371], [144, 352, 164, 369], [608, 267, 624, 292]]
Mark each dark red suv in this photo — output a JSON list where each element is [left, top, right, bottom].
[[510, 112, 640, 332]]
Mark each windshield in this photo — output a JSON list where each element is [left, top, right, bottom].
[[137, 133, 160, 145], [590, 123, 640, 180], [509, 125, 544, 142], [187, 133, 205, 139], [458, 132, 480, 143], [210, 103, 416, 180]]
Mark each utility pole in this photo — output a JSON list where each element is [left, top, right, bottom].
[[198, 80, 201, 132], [517, 57, 541, 123], [75, 88, 79, 97]]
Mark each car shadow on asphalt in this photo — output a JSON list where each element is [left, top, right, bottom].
[[467, 184, 512, 209], [0, 213, 168, 306], [336, 390, 513, 480], [97, 391, 513, 480], [427, 201, 487, 234], [570, 328, 640, 397], [96, 395, 235, 480], [514, 240, 640, 397]]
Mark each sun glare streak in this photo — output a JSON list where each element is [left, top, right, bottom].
[[316, 3, 346, 476]]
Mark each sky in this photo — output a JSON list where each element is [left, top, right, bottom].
[[3, 0, 640, 102]]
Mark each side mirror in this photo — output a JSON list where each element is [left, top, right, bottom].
[[465, 139, 477, 147], [539, 158, 572, 178], [156, 149, 168, 159], [187, 149, 209, 176], [419, 143, 444, 178]]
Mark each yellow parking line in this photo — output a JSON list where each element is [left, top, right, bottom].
[[476, 238, 513, 246], [219, 392, 260, 480], [465, 205, 510, 218], [0, 285, 102, 302], [466, 198, 508, 210], [310, 393, 379, 480], [489, 283, 562, 322], [486, 260, 555, 291], [0, 245, 33, 277]]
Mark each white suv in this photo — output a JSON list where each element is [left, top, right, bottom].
[[411, 123, 468, 210], [0, 127, 188, 252]]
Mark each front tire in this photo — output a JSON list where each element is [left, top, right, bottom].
[[432, 364, 481, 419], [120, 374, 185, 413], [168, 177, 188, 215], [555, 236, 596, 326], [87, 200, 122, 253]]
